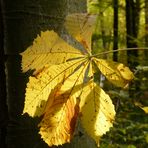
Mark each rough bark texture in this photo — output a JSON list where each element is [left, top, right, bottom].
[[4, 1, 68, 147], [2, 0, 96, 148]]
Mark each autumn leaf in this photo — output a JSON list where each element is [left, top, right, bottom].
[[23, 58, 87, 117], [21, 30, 83, 74], [140, 106, 148, 114], [21, 13, 134, 147], [79, 80, 115, 145], [38, 83, 80, 146], [38, 63, 89, 146], [93, 58, 134, 87], [135, 102, 148, 114], [65, 13, 96, 53]]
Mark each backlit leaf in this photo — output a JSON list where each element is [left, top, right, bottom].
[[21, 13, 134, 147], [21, 30, 83, 74], [79, 81, 115, 145], [38, 83, 80, 146], [93, 58, 134, 87], [23, 58, 87, 117], [38, 64, 89, 146], [65, 13, 96, 53], [135, 102, 148, 114], [140, 106, 148, 114]]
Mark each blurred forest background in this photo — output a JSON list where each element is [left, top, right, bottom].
[[88, 0, 148, 147], [0, 0, 147, 148]]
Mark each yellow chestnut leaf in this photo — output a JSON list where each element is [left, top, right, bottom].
[[21, 13, 134, 147], [21, 30, 83, 74], [23, 58, 87, 117], [65, 13, 96, 53], [93, 58, 134, 87], [80, 81, 115, 146], [38, 83, 80, 146]]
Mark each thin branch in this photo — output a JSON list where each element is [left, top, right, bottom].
[[92, 47, 148, 58]]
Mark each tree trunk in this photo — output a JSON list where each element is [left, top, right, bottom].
[[126, 0, 139, 68], [113, 0, 118, 61], [4, 0, 68, 147], [2, 0, 96, 148], [126, 0, 140, 96], [145, 0, 148, 60]]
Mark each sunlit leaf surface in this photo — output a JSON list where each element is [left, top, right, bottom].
[[38, 83, 80, 146], [23, 58, 86, 117], [65, 13, 96, 53], [21, 13, 134, 147], [21, 30, 83, 74], [93, 58, 134, 87], [80, 81, 115, 145]]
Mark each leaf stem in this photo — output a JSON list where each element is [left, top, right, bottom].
[[91, 47, 148, 58]]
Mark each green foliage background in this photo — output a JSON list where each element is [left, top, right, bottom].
[[100, 88, 148, 147], [88, 0, 148, 147]]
